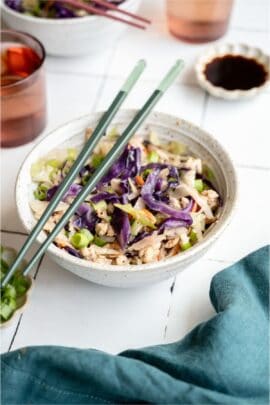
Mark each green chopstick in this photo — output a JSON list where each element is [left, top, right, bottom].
[[19, 59, 184, 277], [1, 60, 146, 288], [3, 59, 184, 282]]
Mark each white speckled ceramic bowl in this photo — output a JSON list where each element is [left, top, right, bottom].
[[196, 43, 270, 100], [16, 110, 237, 287], [1, 0, 142, 56]]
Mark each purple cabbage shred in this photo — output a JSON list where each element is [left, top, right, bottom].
[[141, 169, 192, 225]]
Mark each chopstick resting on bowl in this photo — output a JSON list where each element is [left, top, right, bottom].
[[1, 59, 184, 286], [1, 60, 146, 288], [62, 0, 151, 30]]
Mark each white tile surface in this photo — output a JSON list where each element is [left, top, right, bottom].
[[205, 167, 270, 262], [11, 254, 173, 354], [230, 0, 270, 31], [46, 72, 104, 132], [1, 0, 269, 355], [45, 49, 112, 77], [165, 259, 228, 344], [203, 92, 270, 168], [96, 77, 205, 126]]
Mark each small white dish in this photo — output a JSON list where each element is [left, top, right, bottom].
[[0, 246, 33, 328], [16, 110, 238, 288], [195, 43, 270, 100], [1, 0, 142, 56]]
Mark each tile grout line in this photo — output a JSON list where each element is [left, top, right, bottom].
[[1, 229, 28, 236], [83, 46, 118, 114], [7, 253, 45, 352], [47, 70, 108, 80], [230, 26, 268, 33], [236, 163, 270, 171], [33, 254, 45, 280], [200, 91, 209, 128], [163, 256, 234, 340], [8, 314, 23, 352], [46, 69, 206, 91], [163, 277, 176, 340], [206, 258, 233, 264]]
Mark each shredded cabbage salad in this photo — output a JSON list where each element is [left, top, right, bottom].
[[30, 129, 221, 265], [5, 0, 125, 19]]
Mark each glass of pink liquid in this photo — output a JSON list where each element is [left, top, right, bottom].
[[1, 30, 47, 147], [166, 0, 234, 43]]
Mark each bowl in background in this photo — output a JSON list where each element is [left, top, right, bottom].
[[1, 0, 143, 56], [16, 110, 237, 287]]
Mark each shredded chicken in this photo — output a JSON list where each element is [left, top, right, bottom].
[[201, 189, 219, 209], [180, 197, 190, 209], [128, 233, 164, 251], [54, 230, 73, 249], [169, 196, 181, 209], [81, 245, 121, 261], [30, 200, 48, 219], [173, 184, 214, 219], [181, 169, 196, 187], [116, 255, 129, 265], [139, 246, 159, 263], [95, 222, 109, 236], [110, 179, 122, 193], [164, 237, 180, 249]]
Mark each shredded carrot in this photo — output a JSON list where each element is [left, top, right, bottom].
[[135, 175, 145, 186], [142, 208, 156, 222], [171, 245, 180, 256], [191, 202, 198, 212]]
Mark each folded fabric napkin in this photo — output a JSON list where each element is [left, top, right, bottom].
[[1, 246, 269, 405]]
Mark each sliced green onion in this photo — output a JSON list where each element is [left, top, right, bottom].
[[82, 174, 90, 186], [13, 274, 28, 296], [67, 148, 77, 161], [3, 284, 16, 299], [148, 150, 159, 163], [1, 258, 9, 273], [62, 160, 73, 177], [49, 168, 61, 182], [93, 236, 107, 247], [189, 230, 198, 244], [181, 241, 192, 251], [194, 179, 204, 193], [34, 183, 49, 201], [46, 159, 62, 169], [142, 169, 152, 179], [0, 297, 16, 320], [107, 127, 118, 139], [70, 229, 94, 249], [203, 165, 215, 182], [92, 154, 104, 169]]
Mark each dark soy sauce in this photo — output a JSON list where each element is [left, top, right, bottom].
[[204, 55, 268, 90]]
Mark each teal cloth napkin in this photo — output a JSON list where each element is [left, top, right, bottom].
[[1, 246, 269, 405]]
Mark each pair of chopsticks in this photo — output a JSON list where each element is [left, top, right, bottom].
[[1, 59, 184, 288], [62, 0, 151, 30]]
